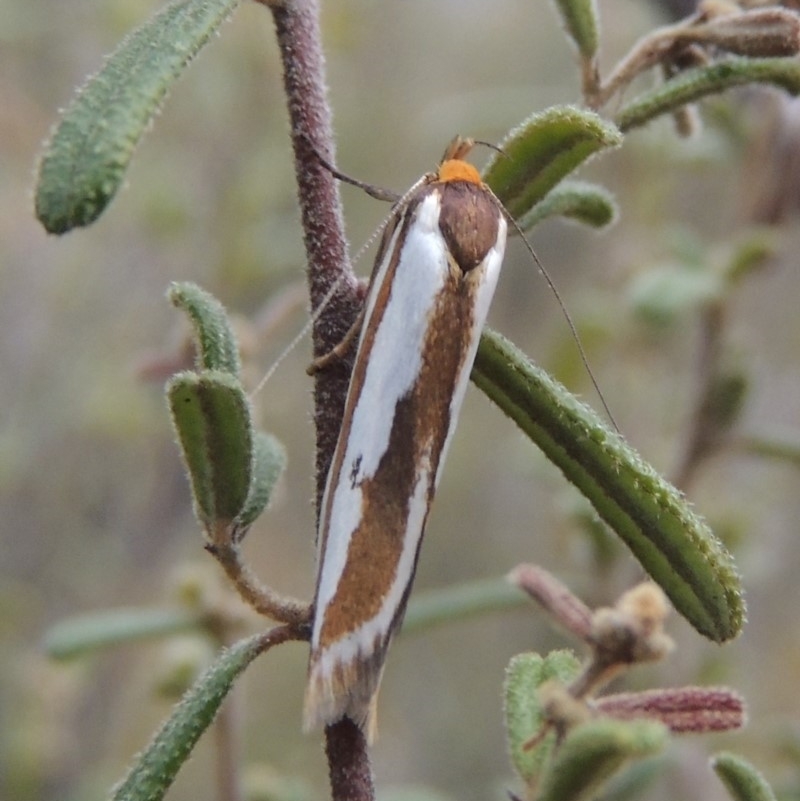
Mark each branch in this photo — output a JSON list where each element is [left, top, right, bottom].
[[267, 1, 374, 798]]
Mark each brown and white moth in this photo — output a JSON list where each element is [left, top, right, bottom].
[[305, 137, 508, 740]]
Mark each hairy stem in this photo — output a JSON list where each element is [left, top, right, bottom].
[[268, 1, 374, 798]]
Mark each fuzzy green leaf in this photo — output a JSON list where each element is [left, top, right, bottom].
[[471, 329, 745, 642], [712, 752, 778, 801], [537, 718, 668, 801], [35, 0, 242, 234], [552, 0, 599, 60], [504, 651, 582, 785], [167, 370, 253, 533], [169, 282, 241, 376], [44, 608, 203, 661], [617, 57, 800, 133], [110, 631, 279, 801], [519, 180, 618, 231], [233, 431, 287, 537], [483, 106, 622, 220]]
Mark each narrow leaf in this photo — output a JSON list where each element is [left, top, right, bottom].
[[617, 57, 800, 133], [712, 752, 778, 801], [537, 718, 668, 801], [504, 651, 582, 784], [471, 329, 745, 642], [552, 0, 600, 60], [483, 106, 622, 220], [35, 0, 242, 234], [111, 630, 291, 801], [169, 282, 241, 376], [233, 431, 287, 536], [167, 370, 253, 533], [519, 180, 617, 231], [44, 608, 203, 661], [402, 577, 526, 634]]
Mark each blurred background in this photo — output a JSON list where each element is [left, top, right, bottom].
[[3, 1, 800, 800]]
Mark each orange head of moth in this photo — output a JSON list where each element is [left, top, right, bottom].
[[437, 135, 483, 186]]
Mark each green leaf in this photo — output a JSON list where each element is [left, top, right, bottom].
[[519, 180, 617, 231], [483, 106, 622, 220], [617, 57, 800, 133], [504, 651, 582, 785], [169, 282, 241, 376], [471, 329, 746, 642], [234, 431, 287, 536], [43, 608, 203, 661], [35, 0, 242, 234], [712, 752, 778, 801], [402, 577, 526, 634], [111, 631, 280, 801], [552, 0, 599, 60], [167, 370, 253, 534], [537, 718, 668, 801]]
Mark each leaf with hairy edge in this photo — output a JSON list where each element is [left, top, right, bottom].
[[536, 719, 668, 801], [35, 0, 242, 234], [233, 431, 287, 538], [167, 370, 253, 535], [483, 106, 622, 221], [519, 180, 617, 231], [169, 282, 241, 376], [712, 752, 778, 801], [504, 651, 582, 785], [617, 57, 800, 133], [110, 630, 292, 801], [471, 329, 745, 642]]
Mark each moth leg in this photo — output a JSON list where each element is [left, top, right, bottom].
[[306, 305, 366, 375], [306, 138, 399, 203]]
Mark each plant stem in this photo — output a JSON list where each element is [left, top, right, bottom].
[[209, 541, 310, 625], [268, 1, 374, 797], [325, 718, 374, 801], [270, 0, 362, 513]]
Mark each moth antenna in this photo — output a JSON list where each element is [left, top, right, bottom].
[[351, 216, 388, 266], [250, 205, 400, 400], [505, 208, 620, 433], [249, 272, 350, 400], [249, 145, 468, 399], [474, 139, 508, 160]]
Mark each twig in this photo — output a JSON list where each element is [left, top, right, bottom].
[[267, 1, 375, 798], [207, 541, 310, 626]]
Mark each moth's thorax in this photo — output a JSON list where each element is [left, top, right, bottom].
[[431, 177, 502, 273]]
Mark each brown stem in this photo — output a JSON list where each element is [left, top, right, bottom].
[[325, 718, 375, 801], [270, 0, 362, 515], [589, 15, 701, 109], [268, 1, 374, 797], [208, 542, 310, 626]]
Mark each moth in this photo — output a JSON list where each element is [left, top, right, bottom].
[[305, 137, 508, 739]]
